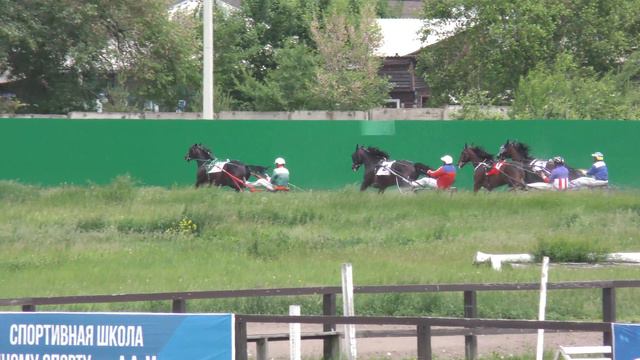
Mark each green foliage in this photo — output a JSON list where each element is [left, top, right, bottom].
[[450, 88, 509, 120], [101, 75, 136, 112], [76, 217, 107, 232], [0, 181, 38, 203], [310, 1, 391, 110], [534, 236, 610, 263], [419, 0, 640, 106], [0, 95, 26, 114], [214, 0, 390, 111], [164, 216, 199, 236], [1, 185, 640, 320], [511, 53, 640, 119], [95, 175, 137, 204], [0, 0, 200, 113], [234, 41, 321, 110], [213, 0, 323, 110]]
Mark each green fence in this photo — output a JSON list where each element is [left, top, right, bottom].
[[1, 119, 637, 190]]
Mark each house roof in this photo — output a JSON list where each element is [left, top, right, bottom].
[[169, 0, 238, 18], [375, 18, 459, 57]]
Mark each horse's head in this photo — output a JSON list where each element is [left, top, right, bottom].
[[499, 140, 529, 160], [185, 143, 213, 162], [351, 145, 365, 171], [497, 140, 511, 160], [351, 145, 389, 171], [458, 144, 493, 168], [458, 144, 475, 168]]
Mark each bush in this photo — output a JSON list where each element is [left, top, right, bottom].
[[533, 236, 609, 263], [96, 175, 137, 203], [512, 52, 640, 120], [76, 217, 107, 232], [0, 95, 26, 114], [451, 88, 510, 120]]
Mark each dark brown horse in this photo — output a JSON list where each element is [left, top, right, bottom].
[[497, 140, 582, 181], [351, 145, 431, 193], [458, 144, 526, 192], [184, 144, 266, 191]]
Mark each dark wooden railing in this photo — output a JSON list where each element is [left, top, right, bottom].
[[235, 314, 611, 360], [1, 280, 638, 360]]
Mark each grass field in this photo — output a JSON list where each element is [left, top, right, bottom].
[[1, 177, 639, 321]]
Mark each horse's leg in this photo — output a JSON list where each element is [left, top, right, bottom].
[[232, 178, 243, 192], [473, 173, 484, 193], [483, 176, 495, 192], [360, 173, 374, 191], [376, 176, 391, 194], [505, 170, 525, 190], [473, 182, 481, 193]]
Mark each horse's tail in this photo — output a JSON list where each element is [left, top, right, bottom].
[[414, 163, 432, 175]]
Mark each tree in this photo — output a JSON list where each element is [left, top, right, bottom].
[[418, 0, 640, 106], [309, 0, 391, 110], [234, 41, 321, 110], [0, 0, 200, 113], [511, 52, 640, 120], [213, 0, 391, 111], [212, 0, 322, 110]]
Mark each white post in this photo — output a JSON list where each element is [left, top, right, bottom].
[[202, 0, 214, 119], [289, 305, 301, 360], [341, 263, 357, 360], [536, 256, 550, 360]]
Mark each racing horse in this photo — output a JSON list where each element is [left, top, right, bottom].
[[184, 143, 267, 191], [458, 144, 526, 192], [351, 145, 432, 193], [497, 140, 582, 181]]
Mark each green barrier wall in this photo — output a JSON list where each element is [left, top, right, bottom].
[[1, 119, 638, 190]]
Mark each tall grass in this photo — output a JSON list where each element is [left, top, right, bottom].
[[1, 179, 639, 320]]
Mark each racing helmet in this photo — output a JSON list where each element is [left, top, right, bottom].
[[440, 155, 453, 164], [274, 157, 286, 165], [552, 156, 565, 165], [591, 152, 604, 161]]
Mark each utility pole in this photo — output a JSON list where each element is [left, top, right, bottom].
[[203, 0, 214, 119]]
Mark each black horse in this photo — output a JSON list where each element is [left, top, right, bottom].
[[458, 144, 526, 192], [184, 143, 266, 191], [351, 145, 432, 193], [497, 140, 582, 181]]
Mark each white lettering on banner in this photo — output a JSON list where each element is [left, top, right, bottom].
[[96, 326, 144, 347], [41, 355, 92, 360], [118, 356, 156, 360], [9, 325, 94, 346], [0, 354, 39, 360]]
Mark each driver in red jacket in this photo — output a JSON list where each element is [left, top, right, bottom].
[[412, 155, 457, 190]]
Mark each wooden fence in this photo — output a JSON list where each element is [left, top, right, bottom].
[[1, 280, 638, 359]]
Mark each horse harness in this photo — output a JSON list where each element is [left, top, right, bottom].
[[375, 161, 415, 184], [474, 160, 526, 186], [502, 159, 552, 179]]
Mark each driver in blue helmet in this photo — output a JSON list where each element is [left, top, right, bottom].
[[571, 152, 608, 188]]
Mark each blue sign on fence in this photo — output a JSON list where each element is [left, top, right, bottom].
[[614, 323, 640, 360], [0, 312, 234, 360]]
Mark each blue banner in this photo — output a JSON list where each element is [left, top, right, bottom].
[[0, 312, 233, 360], [614, 323, 640, 360]]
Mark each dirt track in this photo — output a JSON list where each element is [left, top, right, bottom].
[[246, 323, 604, 359]]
